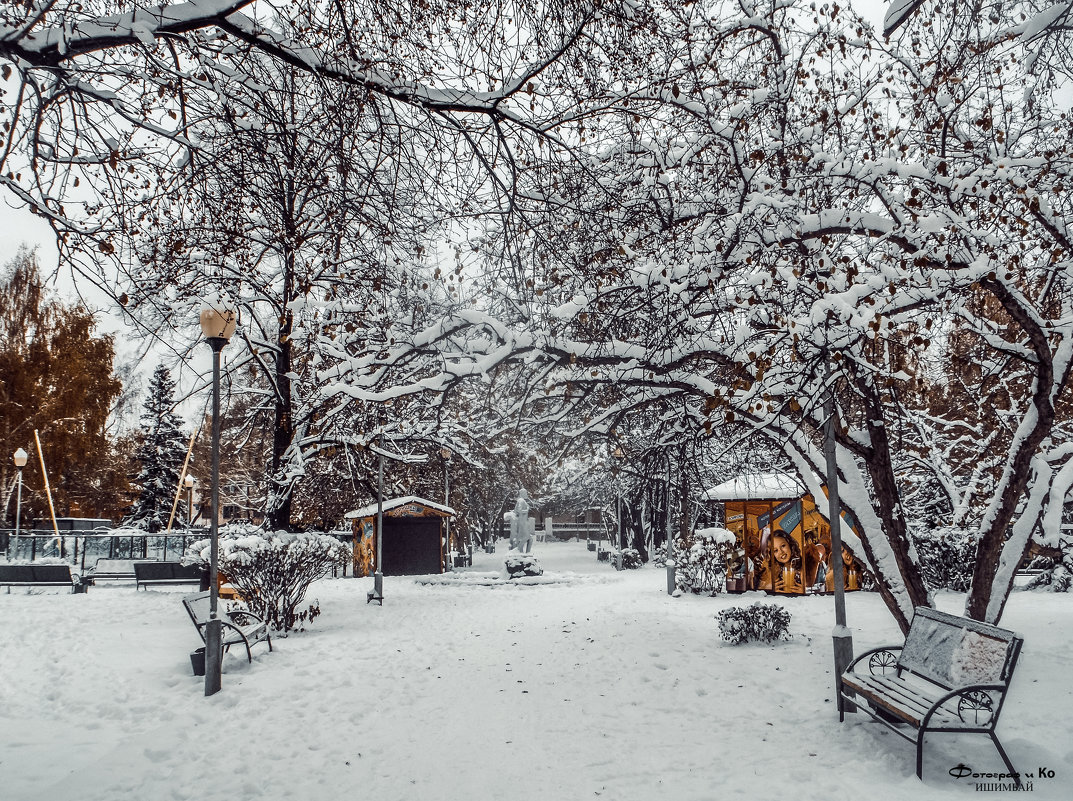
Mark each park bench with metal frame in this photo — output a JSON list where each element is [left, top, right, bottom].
[[0, 564, 80, 593], [182, 591, 272, 663], [840, 606, 1023, 785], [134, 561, 204, 590], [86, 558, 157, 585]]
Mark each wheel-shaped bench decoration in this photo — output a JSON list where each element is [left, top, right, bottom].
[[868, 649, 898, 675], [957, 690, 995, 726]]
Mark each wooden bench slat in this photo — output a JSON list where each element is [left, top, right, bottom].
[[843, 674, 945, 727]]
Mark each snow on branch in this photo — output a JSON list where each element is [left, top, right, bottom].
[[4, 1, 256, 64]]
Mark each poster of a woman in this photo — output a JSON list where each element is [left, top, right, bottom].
[[757, 529, 805, 594]]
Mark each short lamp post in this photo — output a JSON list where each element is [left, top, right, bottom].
[[12, 447, 28, 556], [200, 292, 237, 697]]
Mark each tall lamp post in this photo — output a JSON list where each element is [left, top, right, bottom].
[[824, 362, 855, 716], [200, 292, 237, 697], [185, 473, 196, 527], [12, 448, 28, 558]]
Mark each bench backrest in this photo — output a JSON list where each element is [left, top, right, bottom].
[[135, 562, 177, 581], [183, 591, 212, 627], [172, 564, 205, 580], [34, 565, 73, 583], [93, 558, 155, 573], [133, 562, 202, 581], [0, 565, 37, 582], [900, 607, 1021, 688], [0, 565, 72, 583]]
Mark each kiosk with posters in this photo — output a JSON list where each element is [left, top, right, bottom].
[[706, 473, 865, 595], [344, 496, 456, 576]]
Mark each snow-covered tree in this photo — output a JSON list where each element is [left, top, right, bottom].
[[125, 364, 188, 531], [397, 0, 1073, 631]]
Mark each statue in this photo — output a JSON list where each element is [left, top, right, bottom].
[[508, 489, 535, 553]]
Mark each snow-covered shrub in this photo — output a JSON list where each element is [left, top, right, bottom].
[[717, 603, 791, 645], [620, 548, 643, 569], [184, 526, 350, 632], [911, 527, 979, 592], [676, 527, 737, 595], [505, 554, 543, 578]]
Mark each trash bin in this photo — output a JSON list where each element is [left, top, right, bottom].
[[190, 647, 206, 676]]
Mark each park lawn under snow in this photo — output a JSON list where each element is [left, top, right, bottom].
[[0, 540, 1069, 801]]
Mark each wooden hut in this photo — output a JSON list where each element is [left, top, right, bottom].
[[344, 496, 456, 576], [705, 473, 864, 595]]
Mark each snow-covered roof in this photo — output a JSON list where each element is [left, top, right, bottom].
[[704, 472, 805, 501], [344, 495, 456, 519]]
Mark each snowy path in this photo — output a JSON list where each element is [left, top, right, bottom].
[[1, 540, 1069, 800]]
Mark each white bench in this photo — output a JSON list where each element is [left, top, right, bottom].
[[182, 591, 272, 663], [86, 558, 156, 584], [840, 606, 1023, 785]]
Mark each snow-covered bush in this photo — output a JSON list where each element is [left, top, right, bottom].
[[504, 554, 543, 578], [676, 527, 737, 595], [911, 527, 979, 592], [620, 547, 643, 569], [184, 526, 350, 632], [717, 603, 791, 645]]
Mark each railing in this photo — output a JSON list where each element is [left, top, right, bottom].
[[538, 523, 609, 542], [0, 528, 208, 570]]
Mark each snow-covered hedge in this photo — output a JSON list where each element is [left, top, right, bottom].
[[717, 603, 791, 645], [184, 525, 350, 632], [911, 527, 979, 592], [620, 547, 643, 569], [675, 527, 737, 595]]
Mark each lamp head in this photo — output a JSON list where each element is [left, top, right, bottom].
[[199, 291, 238, 342], [185, 473, 195, 488], [13, 447, 28, 468]]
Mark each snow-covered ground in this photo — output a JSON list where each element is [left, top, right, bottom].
[[1, 540, 1069, 800]]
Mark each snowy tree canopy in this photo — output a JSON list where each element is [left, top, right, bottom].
[[2, 0, 1073, 631]]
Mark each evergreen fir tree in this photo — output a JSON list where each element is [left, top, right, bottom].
[[125, 364, 188, 532]]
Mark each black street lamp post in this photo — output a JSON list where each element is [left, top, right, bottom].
[[185, 473, 196, 527], [10, 447, 27, 559], [199, 293, 237, 697]]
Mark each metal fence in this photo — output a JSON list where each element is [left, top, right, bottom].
[[0, 528, 208, 570]]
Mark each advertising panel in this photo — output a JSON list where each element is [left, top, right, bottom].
[[723, 493, 865, 595]]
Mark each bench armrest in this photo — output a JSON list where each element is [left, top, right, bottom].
[[226, 608, 267, 626], [921, 683, 1009, 729], [844, 645, 903, 675]]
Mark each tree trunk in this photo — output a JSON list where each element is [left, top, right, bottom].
[[268, 252, 296, 532]]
